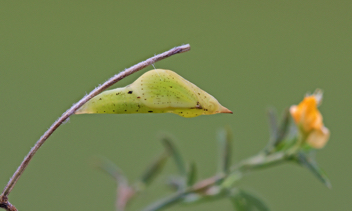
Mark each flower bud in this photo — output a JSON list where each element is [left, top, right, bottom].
[[290, 90, 330, 149]]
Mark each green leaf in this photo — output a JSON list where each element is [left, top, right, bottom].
[[266, 108, 291, 153], [297, 152, 331, 188], [267, 108, 278, 147], [230, 189, 270, 211], [221, 172, 243, 189], [93, 156, 128, 185], [218, 127, 233, 174], [140, 150, 170, 186], [187, 162, 197, 187], [276, 108, 290, 145], [162, 136, 187, 176]]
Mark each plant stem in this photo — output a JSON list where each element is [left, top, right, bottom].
[[232, 152, 288, 173], [0, 196, 17, 211], [0, 44, 191, 209], [142, 191, 189, 211], [143, 151, 290, 211]]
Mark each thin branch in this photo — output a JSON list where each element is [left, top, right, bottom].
[[0, 203, 17, 211], [0, 44, 191, 205], [232, 152, 288, 173], [0, 196, 17, 211], [142, 191, 189, 211], [143, 151, 290, 211]]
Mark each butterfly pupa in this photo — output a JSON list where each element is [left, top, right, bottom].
[[75, 69, 232, 118]]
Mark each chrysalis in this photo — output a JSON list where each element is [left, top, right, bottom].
[[75, 69, 232, 118]]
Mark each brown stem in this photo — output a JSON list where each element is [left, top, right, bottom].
[[0, 44, 191, 206], [0, 196, 17, 211]]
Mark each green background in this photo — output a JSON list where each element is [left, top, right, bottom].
[[1, 1, 351, 210]]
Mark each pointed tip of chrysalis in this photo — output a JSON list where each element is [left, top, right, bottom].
[[219, 106, 233, 114]]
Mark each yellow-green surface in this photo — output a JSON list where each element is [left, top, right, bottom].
[[76, 69, 230, 117], [0, 1, 351, 210]]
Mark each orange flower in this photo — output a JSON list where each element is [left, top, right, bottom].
[[290, 90, 330, 149]]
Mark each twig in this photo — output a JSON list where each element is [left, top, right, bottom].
[[0, 196, 17, 211], [0, 44, 191, 209], [143, 151, 289, 211], [142, 191, 189, 211]]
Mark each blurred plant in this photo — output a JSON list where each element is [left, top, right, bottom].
[[96, 90, 331, 211]]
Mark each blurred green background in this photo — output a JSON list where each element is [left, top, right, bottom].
[[1, 1, 351, 210]]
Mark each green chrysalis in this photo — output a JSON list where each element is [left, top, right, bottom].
[[75, 69, 232, 118]]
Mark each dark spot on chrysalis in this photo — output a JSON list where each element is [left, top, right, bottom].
[[137, 96, 140, 98], [180, 112, 183, 114], [125, 110, 127, 112], [136, 110, 138, 112], [104, 111, 106, 112], [113, 110, 115, 112], [195, 102, 203, 109], [128, 91, 133, 94], [148, 111, 153, 113], [198, 93, 200, 95], [116, 93, 120, 95], [144, 99, 147, 100], [99, 98, 102, 100]]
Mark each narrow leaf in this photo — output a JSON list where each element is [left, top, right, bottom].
[[232, 196, 247, 211], [221, 172, 243, 189], [162, 136, 187, 176], [140, 150, 170, 186], [187, 162, 197, 187], [241, 190, 270, 211], [93, 156, 128, 185], [297, 152, 331, 188], [230, 189, 270, 211], [267, 108, 278, 146], [276, 108, 290, 146], [218, 127, 233, 174], [266, 108, 292, 154]]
